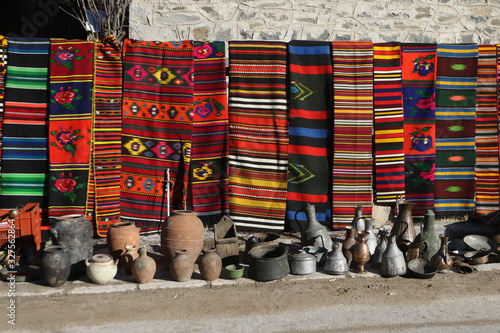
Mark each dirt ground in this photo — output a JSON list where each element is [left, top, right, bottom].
[[9, 228, 500, 333]]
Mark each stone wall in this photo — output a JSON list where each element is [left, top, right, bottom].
[[129, 0, 500, 43]]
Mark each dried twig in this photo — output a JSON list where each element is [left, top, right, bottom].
[[62, 0, 131, 42]]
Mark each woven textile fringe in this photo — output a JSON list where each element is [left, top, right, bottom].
[[191, 41, 229, 226], [0, 38, 50, 216], [434, 44, 478, 217], [401, 43, 437, 219], [331, 41, 374, 229], [228, 41, 288, 231], [286, 40, 332, 231], [121, 39, 194, 233], [373, 42, 405, 205], [474, 45, 499, 215], [90, 37, 123, 236], [48, 39, 94, 219]]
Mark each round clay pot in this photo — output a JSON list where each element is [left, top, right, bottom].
[[40, 245, 71, 287], [86, 254, 118, 285], [199, 248, 222, 281], [132, 247, 157, 284], [170, 249, 194, 282], [50, 214, 93, 279], [120, 245, 139, 275], [107, 221, 140, 261], [161, 210, 204, 267]]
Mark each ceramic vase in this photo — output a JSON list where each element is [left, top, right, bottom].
[[371, 229, 388, 268], [353, 230, 371, 273], [422, 209, 439, 261], [380, 234, 407, 277], [342, 226, 356, 269], [86, 254, 118, 285], [132, 247, 156, 284], [161, 210, 205, 267], [324, 241, 348, 275], [40, 245, 71, 287], [170, 249, 194, 282], [199, 248, 222, 281], [431, 234, 453, 273], [107, 221, 140, 261], [120, 245, 139, 275], [50, 214, 93, 278]]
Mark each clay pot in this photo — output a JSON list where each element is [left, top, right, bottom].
[[161, 210, 205, 267], [199, 248, 222, 281], [107, 221, 140, 261], [40, 245, 71, 287], [86, 254, 118, 285], [170, 249, 194, 282], [120, 245, 139, 275], [132, 247, 156, 284], [50, 214, 93, 278]]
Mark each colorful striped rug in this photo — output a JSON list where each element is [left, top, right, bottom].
[[191, 41, 229, 226], [401, 43, 437, 218], [48, 39, 94, 218], [90, 36, 123, 237], [286, 40, 332, 232], [0, 36, 6, 167], [228, 41, 288, 231], [331, 41, 373, 229], [474, 45, 499, 215], [372, 42, 404, 205], [121, 39, 194, 233], [434, 44, 478, 217], [0, 38, 50, 215]]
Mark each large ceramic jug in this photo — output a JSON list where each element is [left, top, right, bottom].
[[302, 203, 332, 252], [161, 210, 205, 267], [50, 214, 93, 278], [107, 221, 140, 261], [40, 245, 71, 287]]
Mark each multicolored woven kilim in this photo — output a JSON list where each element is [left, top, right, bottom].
[[0, 36, 7, 166], [401, 43, 437, 218], [48, 39, 94, 218], [0, 38, 50, 214], [434, 44, 478, 217], [286, 41, 332, 232], [372, 42, 404, 205], [191, 41, 229, 226], [90, 37, 123, 236], [228, 41, 288, 231], [474, 45, 499, 215], [331, 42, 373, 229], [121, 39, 194, 233]]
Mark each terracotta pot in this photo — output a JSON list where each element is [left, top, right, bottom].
[[161, 210, 204, 267], [106, 221, 140, 261], [50, 214, 93, 278], [170, 249, 194, 282], [86, 254, 118, 285], [120, 245, 139, 275], [132, 247, 156, 284], [199, 248, 222, 281], [40, 245, 71, 287]]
